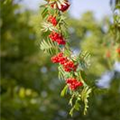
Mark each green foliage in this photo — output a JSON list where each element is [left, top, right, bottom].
[[58, 65, 71, 80], [81, 86, 92, 115], [76, 52, 91, 71], [41, 22, 57, 32], [69, 98, 81, 116], [41, 7, 49, 19], [40, 39, 58, 55], [111, 3, 120, 42], [1, 0, 120, 120], [60, 85, 68, 97], [58, 65, 66, 79]]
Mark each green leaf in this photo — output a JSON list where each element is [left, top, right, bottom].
[[69, 97, 81, 116], [64, 45, 71, 57], [61, 85, 68, 97], [41, 22, 57, 32], [80, 70, 86, 80], [69, 94, 74, 106], [58, 65, 71, 80], [74, 101, 80, 111], [41, 8, 48, 19], [58, 65, 65, 80], [69, 107, 74, 117], [81, 86, 92, 115], [77, 51, 91, 71], [40, 39, 58, 55]]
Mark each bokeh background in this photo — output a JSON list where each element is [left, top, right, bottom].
[[1, 0, 120, 120]]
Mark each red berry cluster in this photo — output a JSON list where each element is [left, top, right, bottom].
[[63, 60, 77, 72], [47, 15, 58, 26], [49, 31, 66, 45], [51, 52, 77, 72], [50, 0, 70, 12], [106, 50, 111, 58], [106, 47, 120, 58], [66, 78, 83, 90], [116, 47, 120, 55]]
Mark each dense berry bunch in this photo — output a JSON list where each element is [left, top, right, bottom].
[[63, 61, 77, 72], [51, 52, 77, 72], [51, 52, 68, 63], [63, 60, 77, 72], [47, 15, 58, 26], [66, 78, 83, 90], [49, 31, 66, 45]]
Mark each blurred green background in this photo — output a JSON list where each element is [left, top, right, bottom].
[[0, 0, 120, 120]]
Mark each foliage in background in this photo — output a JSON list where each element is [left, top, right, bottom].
[[0, 0, 120, 120]]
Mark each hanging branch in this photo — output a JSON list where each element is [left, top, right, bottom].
[[40, 0, 92, 116]]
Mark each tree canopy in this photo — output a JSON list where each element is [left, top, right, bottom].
[[0, 0, 120, 120]]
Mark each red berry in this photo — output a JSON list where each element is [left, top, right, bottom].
[[49, 31, 66, 45], [50, 1, 70, 12], [51, 3, 55, 8], [66, 78, 83, 90], [51, 52, 64, 63], [51, 56, 59, 63], [59, 57, 68, 64], [51, 52, 77, 73], [57, 2, 70, 12], [58, 52, 63, 57], [63, 61, 77, 72], [47, 15, 58, 26]]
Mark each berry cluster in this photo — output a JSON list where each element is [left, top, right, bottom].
[[49, 31, 66, 45], [50, 0, 70, 12], [106, 50, 111, 58], [63, 60, 77, 72], [106, 47, 120, 58], [51, 52, 77, 72], [66, 78, 83, 90], [116, 47, 120, 55], [47, 15, 58, 26]]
